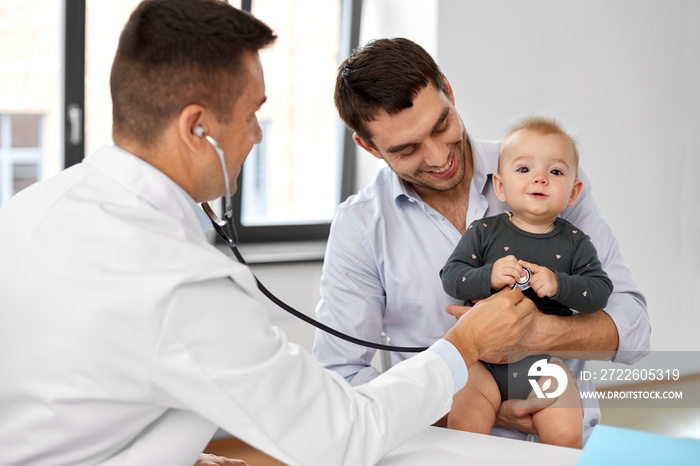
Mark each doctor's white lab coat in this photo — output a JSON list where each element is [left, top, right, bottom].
[[0, 145, 456, 466]]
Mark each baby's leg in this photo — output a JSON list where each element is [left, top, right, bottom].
[[447, 362, 502, 434], [531, 362, 583, 449]]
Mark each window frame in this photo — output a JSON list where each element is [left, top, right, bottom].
[[231, 0, 361, 243], [63, 0, 86, 169], [63, 0, 361, 243]]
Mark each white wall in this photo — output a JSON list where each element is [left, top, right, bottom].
[[436, 0, 700, 352]]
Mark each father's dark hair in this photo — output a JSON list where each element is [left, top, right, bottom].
[[334, 38, 446, 145], [111, 0, 276, 146]]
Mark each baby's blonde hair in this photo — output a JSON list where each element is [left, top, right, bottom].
[[499, 116, 579, 178]]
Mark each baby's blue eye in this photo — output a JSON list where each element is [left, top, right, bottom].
[[551, 169, 563, 176], [517, 167, 529, 173]]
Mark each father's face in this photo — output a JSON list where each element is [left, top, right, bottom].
[[355, 83, 467, 193]]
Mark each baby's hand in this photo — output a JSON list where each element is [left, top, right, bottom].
[[490, 255, 523, 290], [519, 260, 558, 298]]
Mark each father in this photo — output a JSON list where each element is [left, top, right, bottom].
[[313, 37, 650, 442]]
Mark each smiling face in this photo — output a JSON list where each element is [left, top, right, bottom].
[[494, 128, 583, 231], [353, 82, 468, 196]]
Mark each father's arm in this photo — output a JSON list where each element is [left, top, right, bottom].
[[312, 207, 385, 385], [518, 305, 620, 357]]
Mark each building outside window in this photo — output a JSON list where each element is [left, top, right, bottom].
[[0, 114, 44, 205], [0, 2, 61, 207]]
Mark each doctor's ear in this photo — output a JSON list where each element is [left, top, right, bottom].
[[177, 104, 209, 147]]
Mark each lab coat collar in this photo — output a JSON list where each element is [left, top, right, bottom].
[[84, 144, 206, 239]]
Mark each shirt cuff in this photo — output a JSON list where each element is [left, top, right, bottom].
[[427, 339, 469, 394]]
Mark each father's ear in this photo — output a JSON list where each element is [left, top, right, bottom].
[[352, 133, 383, 160], [442, 73, 456, 105]]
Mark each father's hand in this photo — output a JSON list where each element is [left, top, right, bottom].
[[445, 303, 472, 320], [443, 287, 534, 367], [494, 397, 555, 436], [196, 454, 249, 466]]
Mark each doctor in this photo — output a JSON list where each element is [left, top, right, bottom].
[[0, 1, 535, 465]]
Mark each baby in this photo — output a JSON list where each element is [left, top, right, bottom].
[[440, 116, 613, 448]]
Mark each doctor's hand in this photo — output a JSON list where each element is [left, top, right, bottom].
[[443, 287, 534, 367], [196, 454, 249, 466]]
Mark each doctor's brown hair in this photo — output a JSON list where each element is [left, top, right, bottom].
[[110, 0, 276, 147], [334, 38, 447, 147]]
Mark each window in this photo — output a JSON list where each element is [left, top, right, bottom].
[[1, 0, 360, 245], [0, 2, 61, 207], [0, 115, 44, 204], [231, 0, 361, 242]]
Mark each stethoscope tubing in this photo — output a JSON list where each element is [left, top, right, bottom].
[[202, 202, 428, 353]]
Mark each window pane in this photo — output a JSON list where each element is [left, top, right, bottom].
[[85, 1, 145, 156], [13, 163, 39, 193], [11, 115, 41, 148], [244, 0, 343, 226], [0, 2, 61, 205]]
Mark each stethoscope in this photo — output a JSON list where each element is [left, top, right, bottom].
[[194, 126, 427, 353]]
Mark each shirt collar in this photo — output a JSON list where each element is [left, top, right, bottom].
[[466, 131, 497, 196], [390, 170, 421, 207]]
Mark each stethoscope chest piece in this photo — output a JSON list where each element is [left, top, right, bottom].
[[513, 266, 531, 291]]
